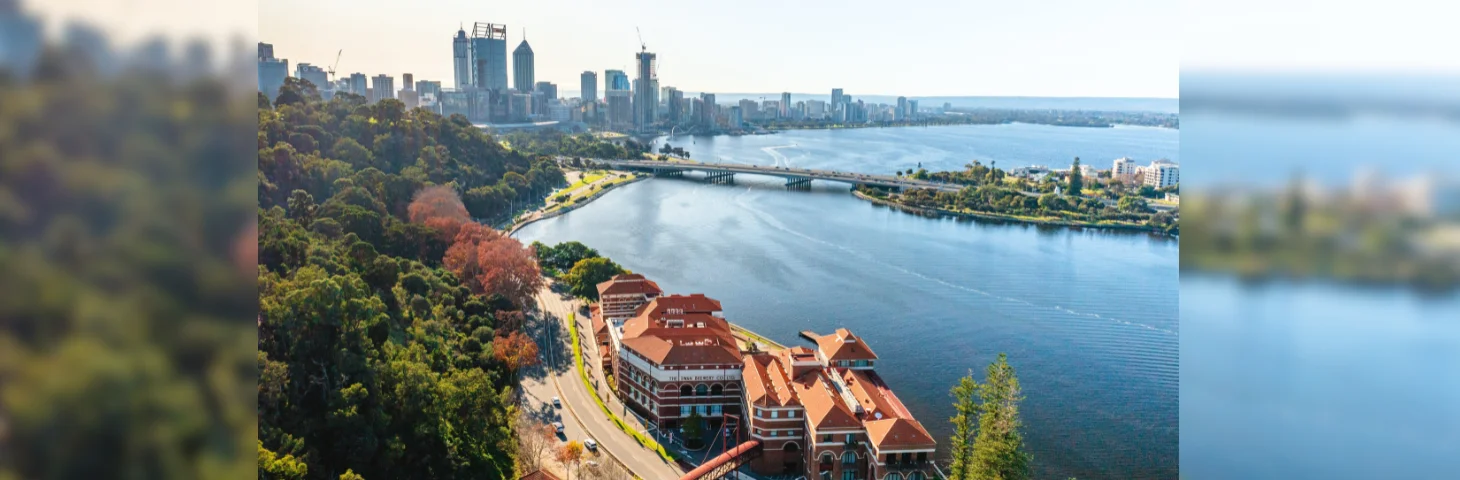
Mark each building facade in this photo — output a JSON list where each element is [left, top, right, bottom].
[[580, 70, 598, 104], [257, 42, 288, 100], [513, 38, 534, 92], [611, 294, 743, 429], [743, 329, 936, 480], [1144, 159, 1180, 188], [370, 74, 394, 103], [634, 51, 657, 127], [295, 63, 328, 91], [700, 93, 717, 127], [347, 73, 368, 97], [453, 28, 472, 90], [470, 22, 508, 92]]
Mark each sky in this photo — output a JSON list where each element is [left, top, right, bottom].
[[249, 0, 1181, 99]]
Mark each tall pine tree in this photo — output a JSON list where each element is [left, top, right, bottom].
[[1068, 157, 1083, 197], [948, 371, 981, 480], [971, 353, 1031, 480]]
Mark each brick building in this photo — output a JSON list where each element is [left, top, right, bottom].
[[610, 294, 744, 429], [742, 329, 936, 480]]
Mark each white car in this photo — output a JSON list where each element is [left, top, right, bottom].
[[552, 421, 564, 433], [583, 438, 598, 452], [552, 396, 561, 408]]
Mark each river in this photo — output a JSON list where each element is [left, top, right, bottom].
[[516, 123, 1180, 479]]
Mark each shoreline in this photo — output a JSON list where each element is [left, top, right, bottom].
[[648, 120, 1177, 140], [853, 189, 1175, 236], [508, 173, 647, 236]]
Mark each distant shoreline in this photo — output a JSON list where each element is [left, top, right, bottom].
[[852, 190, 1175, 236]]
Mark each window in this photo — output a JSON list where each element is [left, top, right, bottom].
[[886, 475, 903, 480], [917, 452, 927, 463], [842, 471, 854, 480], [886, 454, 895, 465], [908, 473, 925, 480], [845, 434, 854, 444], [771, 410, 779, 419], [696, 384, 709, 396], [901, 452, 912, 464], [842, 452, 855, 464], [681, 385, 692, 396], [697, 405, 708, 415], [789, 410, 797, 418], [822, 434, 832, 442], [770, 430, 777, 437], [710, 404, 722, 415], [681, 406, 690, 417], [711, 384, 724, 396]]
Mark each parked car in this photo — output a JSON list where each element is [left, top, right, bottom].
[[583, 438, 598, 452], [552, 422, 564, 433], [552, 396, 561, 408]]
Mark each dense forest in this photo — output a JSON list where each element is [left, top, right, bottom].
[[257, 79, 562, 479]]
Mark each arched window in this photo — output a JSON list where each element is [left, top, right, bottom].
[[783, 442, 800, 453], [907, 473, 925, 480], [884, 474, 903, 480], [819, 452, 834, 467], [695, 384, 709, 396], [680, 385, 692, 396], [842, 452, 856, 464], [711, 384, 724, 396]]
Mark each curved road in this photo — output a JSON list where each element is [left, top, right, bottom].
[[527, 284, 688, 480]]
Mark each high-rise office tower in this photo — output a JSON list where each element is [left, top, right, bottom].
[[634, 51, 657, 127], [909, 99, 918, 118], [605, 69, 630, 92], [348, 73, 368, 97], [470, 22, 508, 91], [831, 88, 843, 109], [513, 31, 534, 92], [372, 74, 395, 103], [700, 93, 716, 126], [580, 71, 597, 104], [781, 92, 792, 118], [295, 63, 328, 91], [896, 96, 908, 121], [453, 28, 472, 89], [665, 87, 684, 123], [535, 81, 557, 100], [257, 42, 288, 100], [402, 73, 414, 92], [417, 80, 442, 99]]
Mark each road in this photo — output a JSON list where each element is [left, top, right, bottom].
[[529, 284, 688, 480]]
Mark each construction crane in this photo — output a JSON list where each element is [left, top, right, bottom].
[[636, 27, 646, 52], [326, 49, 342, 81]]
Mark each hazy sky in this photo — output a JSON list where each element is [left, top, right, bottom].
[[256, 0, 1181, 98]]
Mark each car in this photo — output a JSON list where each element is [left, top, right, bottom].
[[552, 421, 564, 433], [552, 396, 561, 408], [585, 461, 600, 468], [583, 438, 598, 452]]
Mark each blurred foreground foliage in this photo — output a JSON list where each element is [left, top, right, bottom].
[[256, 81, 560, 478], [0, 54, 258, 477]]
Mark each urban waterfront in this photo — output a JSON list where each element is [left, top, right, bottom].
[[516, 123, 1179, 479], [654, 121, 1179, 174]]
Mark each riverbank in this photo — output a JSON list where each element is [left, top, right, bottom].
[[508, 172, 646, 236], [853, 189, 1173, 236]]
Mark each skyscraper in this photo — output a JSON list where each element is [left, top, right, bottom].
[[634, 51, 657, 127], [909, 99, 918, 118], [780, 92, 792, 118], [831, 88, 843, 109], [896, 96, 907, 121], [697, 93, 715, 126], [470, 22, 508, 92], [535, 81, 557, 100], [402, 73, 414, 92], [348, 73, 368, 97], [666, 87, 684, 123], [580, 71, 597, 104], [257, 42, 288, 100], [452, 28, 471, 89], [512, 33, 534, 92], [417, 80, 442, 99], [605, 69, 630, 92], [372, 74, 395, 103], [295, 63, 328, 91]]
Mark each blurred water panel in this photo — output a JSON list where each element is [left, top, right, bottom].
[[1180, 71, 1460, 478]]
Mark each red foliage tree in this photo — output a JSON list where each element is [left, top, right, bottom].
[[408, 185, 470, 240], [442, 222, 542, 308], [494, 331, 541, 370]]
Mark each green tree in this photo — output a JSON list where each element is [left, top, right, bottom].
[[1118, 195, 1151, 213], [563, 256, 627, 300], [970, 353, 1031, 480], [682, 411, 706, 449], [1067, 157, 1083, 197], [947, 371, 980, 480]]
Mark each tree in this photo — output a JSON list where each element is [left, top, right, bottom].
[[563, 257, 627, 300], [947, 370, 980, 480], [557, 441, 586, 480], [1118, 195, 1151, 213], [682, 410, 706, 449], [515, 413, 557, 473], [493, 331, 541, 370], [408, 185, 470, 240], [1067, 157, 1083, 197], [444, 223, 543, 308], [969, 353, 1031, 480]]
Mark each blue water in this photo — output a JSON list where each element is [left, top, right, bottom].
[[655, 122, 1179, 175], [519, 124, 1181, 479], [1181, 277, 1460, 479]]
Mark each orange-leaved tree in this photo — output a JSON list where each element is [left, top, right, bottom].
[[493, 331, 541, 370], [408, 185, 470, 240], [443, 222, 543, 308]]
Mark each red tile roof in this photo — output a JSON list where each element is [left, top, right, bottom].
[[595, 273, 663, 298], [815, 328, 879, 362], [743, 353, 800, 408], [619, 294, 739, 367]]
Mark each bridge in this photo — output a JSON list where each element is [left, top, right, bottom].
[[592, 159, 965, 192], [678, 439, 763, 480]]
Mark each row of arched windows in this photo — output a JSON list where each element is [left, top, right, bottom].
[[671, 383, 725, 396]]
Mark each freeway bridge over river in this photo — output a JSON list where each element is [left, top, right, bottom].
[[591, 159, 966, 192]]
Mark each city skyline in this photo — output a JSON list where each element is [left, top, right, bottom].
[[256, 0, 1179, 99]]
